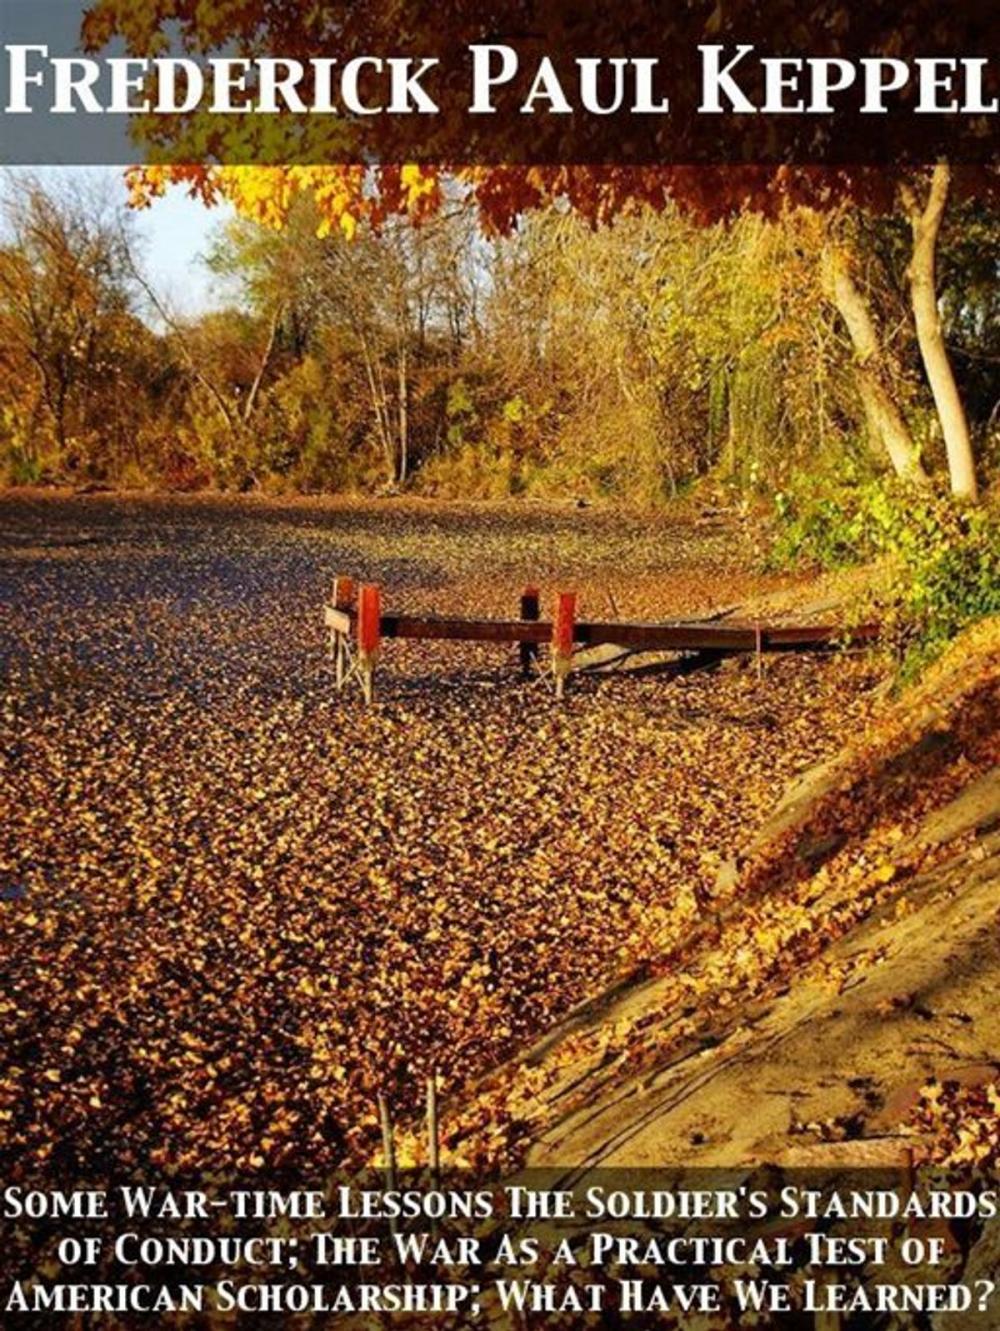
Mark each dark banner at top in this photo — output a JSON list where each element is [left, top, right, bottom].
[[1, 1, 999, 166]]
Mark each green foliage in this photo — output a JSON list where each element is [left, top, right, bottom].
[[772, 475, 1000, 675], [892, 501, 1000, 677], [501, 394, 529, 425], [445, 378, 475, 421], [444, 377, 477, 449], [0, 408, 43, 485], [1, 448, 43, 487], [770, 461, 876, 569]]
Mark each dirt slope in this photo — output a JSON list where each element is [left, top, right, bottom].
[[529, 818, 999, 1170], [445, 619, 1000, 1172]]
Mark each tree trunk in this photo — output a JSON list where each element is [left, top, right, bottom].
[[54, 368, 70, 459], [904, 164, 978, 501], [397, 343, 409, 486], [360, 332, 395, 482], [822, 243, 929, 485], [243, 303, 282, 424]]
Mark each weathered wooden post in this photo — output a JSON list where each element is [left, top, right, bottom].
[[552, 592, 576, 701], [426, 1073, 440, 1182], [519, 586, 540, 678], [426, 1072, 440, 1237], [333, 576, 355, 610], [901, 1144, 916, 1194], [330, 576, 356, 689], [357, 583, 381, 704], [377, 1091, 399, 1245]]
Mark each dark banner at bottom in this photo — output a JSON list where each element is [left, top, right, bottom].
[[2, 1166, 998, 1326]]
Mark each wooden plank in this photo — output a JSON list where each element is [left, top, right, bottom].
[[763, 623, 872, 647], [380, 614, 548, 643], [575, 620, 760, 651], [324, 606, 353, 634], [374, 613, 877, 652], [577, 620, 878, 651]]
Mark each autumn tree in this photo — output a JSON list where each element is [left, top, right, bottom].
[[312, 208, 482, 486], [79, 0, 999, 500], [818, 166, 984, 496], [207, 202, 482, 487], [902, 165, 977, 497], [0, 174, 141, 477]]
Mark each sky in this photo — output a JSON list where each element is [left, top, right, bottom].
[[0, 165, 234, 316]]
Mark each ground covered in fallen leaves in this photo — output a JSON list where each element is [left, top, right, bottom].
[[450, 618, 999, 1175], [0, 492, 887, 1179]]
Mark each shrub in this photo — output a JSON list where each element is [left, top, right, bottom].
[[0, 408, 48, 486], [772, 475, 1000, 677]]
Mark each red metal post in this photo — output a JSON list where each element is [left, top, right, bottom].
[[358, 584, 382, 657], [554, 592, 576, 657], [357, 584, 381, 702], [552, 592, 576, 699]]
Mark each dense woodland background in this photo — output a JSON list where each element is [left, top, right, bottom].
[[1, 172, 998, 671], [2, 173, 997, 502]]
